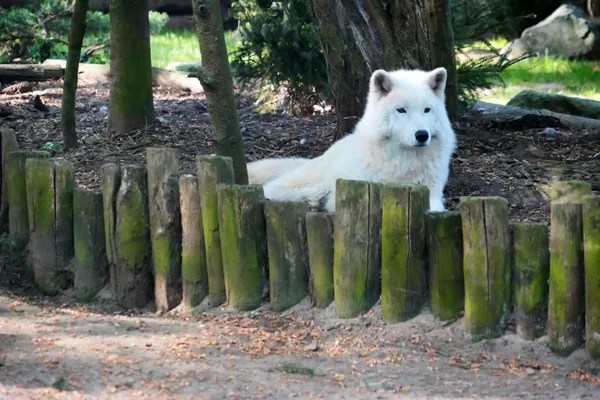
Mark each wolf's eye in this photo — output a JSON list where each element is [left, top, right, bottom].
[[424, 107, 431, 113], [397, 108, 406, 114]]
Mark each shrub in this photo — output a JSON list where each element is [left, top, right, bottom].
[[230, 0, 330, 114]]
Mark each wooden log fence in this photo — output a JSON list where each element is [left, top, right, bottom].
[[1, 146, 600, 360]]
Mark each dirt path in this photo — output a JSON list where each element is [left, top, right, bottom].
[[1, 288, 599, 400]]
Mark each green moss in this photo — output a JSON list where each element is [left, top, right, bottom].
[[8, 151, 50, 250], [381, 184, 428, 323], [583, 195, 600, 360], [333, 179, 379, 319], [306, 212, 334, 308], [197, 155, 234, 305], [459, 197, 510, 342], [217, 184, 265, 311], [427, 211, 464, 321], [116, 168, 150, 272], [512, 222, 549, 340], [265, 201, 310, 312]]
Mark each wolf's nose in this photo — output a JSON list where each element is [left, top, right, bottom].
[[415, 130, 429, 143]]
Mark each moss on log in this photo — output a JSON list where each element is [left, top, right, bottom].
[[460, 196, 510, 342], [101, 163, 121, 295], [216, 184, 267, 311], [264, 201, 310, 312], [197, 155, 234, 306], [547, 181, 591, 356], [582, 194, 600, 360], [426, 211, 464, 321], [73, 188, 108, 301], [511, 222, 549, 340], [0, 129, 18, 234], [7, 151, 50, 251], [333, 179, 382, 319], [25, 158, 75, 295], [180, 174, 208, 311], [381, 184, 429, 323], [305, 211, 334, 308], [113, 165, 154, 309], [147, 148, 182, 312]]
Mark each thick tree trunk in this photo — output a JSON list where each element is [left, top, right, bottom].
[[107, 0, 156, 136], [307, 0, 432, 140], [61, 0, 90, 150], [191, 0, 248, 184], [589, 0, 600, 17]]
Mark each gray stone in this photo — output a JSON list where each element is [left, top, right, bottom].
[[520, 4, 600, 59], [500, 38, 535, 60], [507, 90, 600, 120]]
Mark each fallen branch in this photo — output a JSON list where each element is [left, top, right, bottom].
[[0, 61, 203, 93], [471, 101, 600, 131]]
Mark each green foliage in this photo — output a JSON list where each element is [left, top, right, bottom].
[[230, 0, 330, 114], [231, 0, 536, 112], [450, 0, 535, 107], [0, 0, 168, 63]]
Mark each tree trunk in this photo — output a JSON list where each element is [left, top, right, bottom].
[[589, 0, 600, 17], [307, 0, 433, 140], [107, 0, 156, 136], [191, 0, 248, 184], [61, 0, 90, 150]]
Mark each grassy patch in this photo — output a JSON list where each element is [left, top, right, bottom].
[[150, 29, 242, 69]]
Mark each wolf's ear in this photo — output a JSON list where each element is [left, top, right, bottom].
[[427, 67, 447, 97], [370, 69, 393, 97]]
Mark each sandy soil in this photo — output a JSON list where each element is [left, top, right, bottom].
[[1, 288, 599, 400]]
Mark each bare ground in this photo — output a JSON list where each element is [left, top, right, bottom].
[[1, 78, 600, 399]]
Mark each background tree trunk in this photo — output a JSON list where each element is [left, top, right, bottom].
[[107, 0, 156, 136], [191, 0, 248, 184], [588, 0, 600, 17], [61, 0, 90, 150], [307, 0, 433, 140], [425, 0, 458, 121]]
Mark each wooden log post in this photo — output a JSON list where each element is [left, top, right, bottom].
[[7, 150, 50, 251], [426, 211, 464, 321], [73, 188, 108, 301], [111, 165, 154, 309], [582, 194, 600, 360], [511, 222, 550, 340], [216, 184, 267, 311], [264, 201, 310, 312], [381, 184, 429, 323], [179, 175, 208, 311], [306, 211, 334, 308], [0, 129, 18, 233], [547, 181, 591, 356], [333, 179, 382, 319], [460, 197, 510, 342], [25, 158, 75, 295], [101, 163, 121, 295], [147, 148, 182, 312], [197, 155, 234, 306]]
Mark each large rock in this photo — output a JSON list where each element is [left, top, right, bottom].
[[500, 38, 536, 60], [507, 89, 600, 120], [520, 4, 600, 59]]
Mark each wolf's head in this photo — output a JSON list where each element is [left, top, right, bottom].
[[358, 67, 453, 149]]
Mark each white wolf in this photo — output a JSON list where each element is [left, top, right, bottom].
[[247, 67, 457, 212]]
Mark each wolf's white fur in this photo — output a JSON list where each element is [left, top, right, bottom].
[[247, 67, 457, 212]]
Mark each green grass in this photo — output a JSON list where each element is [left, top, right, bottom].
[[149, 29, 242, 69], [465, 37, 600, 104]]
